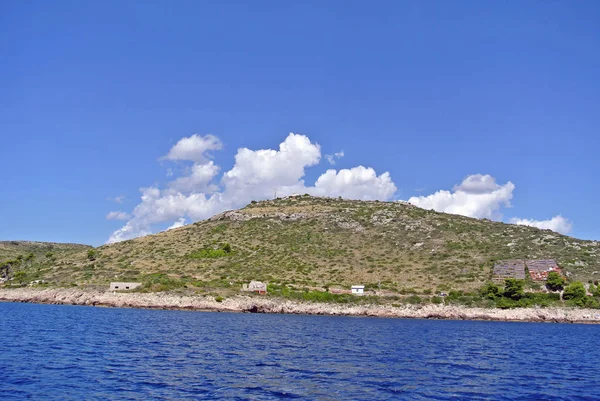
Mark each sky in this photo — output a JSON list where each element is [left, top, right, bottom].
[[1, 1, 599, 246]]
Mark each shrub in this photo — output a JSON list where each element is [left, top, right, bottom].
[[496, 297, 516, 309], [479, 282, 501, 299], [142, 273, 187, 292], [503, 279, 525, 300], [188, 248, 228, 259], [13, 270, 27, 284], [546, 271, 564, 291], [406, 295, 423, 304], [431, 296, 443, 304], [215, 296, 224, 302], [87, 249, 97, 261], [563, 281, 586, 301]]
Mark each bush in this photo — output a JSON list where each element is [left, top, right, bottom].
[[406, 295, 423, 304], [496, 297, 517, 309], [142, 273, 187, 292], [563, 281, 586, 301], [13, 270, 27, 284], [87, 249, 97, 261], [215, 296, 224, 302], [188, 248, 228, 259], [431, 296, 443, 304], [503, 279, 525, 300], [479, 282, 501, 299], [546, 271, 564, 291]]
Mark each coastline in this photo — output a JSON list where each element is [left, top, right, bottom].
[[1, 287, 599, 324]]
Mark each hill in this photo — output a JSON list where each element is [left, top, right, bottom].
[[6, 195, 597, 295], [0, 241, 90, 262], [0, 241, 91, 283]]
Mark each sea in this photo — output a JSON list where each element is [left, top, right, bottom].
[[1, 302, 599, 400]]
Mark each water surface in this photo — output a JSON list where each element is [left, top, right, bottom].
[[1, 302, 598, 400]]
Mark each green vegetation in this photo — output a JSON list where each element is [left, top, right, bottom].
[[503, 279, 525, 300], [87, 249, 97, 261], [479, 282, 501, 299], [563, 281, 586, 301], [546, 271, 565, 291], [2, 197, 600, 311], [13, 270, 27, 285], [187, 243, 233, 259]]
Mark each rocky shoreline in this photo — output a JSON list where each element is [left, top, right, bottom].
[[2, 287, 600, 324]]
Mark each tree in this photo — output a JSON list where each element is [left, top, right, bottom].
[[480, 282, 501, 299], [563, 281, 586, 301], [222, 243, 232, 253], [546, 271, 565, 291], [13, 270, 27, 285], [87, 249, 97, 261], [503, 279, 525, 300], [45, 252, 54, 260]]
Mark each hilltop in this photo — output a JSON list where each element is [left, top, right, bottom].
[[0, 241, 90, 262], [4, 195, 597, 295]]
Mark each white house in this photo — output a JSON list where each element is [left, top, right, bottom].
[[351, 285, 365, 295], [242, 281, 268, 294], [109, 282, 142, 291]]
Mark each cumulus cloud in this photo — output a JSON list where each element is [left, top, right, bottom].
[[312, 166, 397, 200], [510, 215, 573, 235], [169, 161, 220, 193], [106, 211, 130, 220], [408, 174, 515, 219], [106, 132, 398, 243], [108, 141, 576, 244], [325, 150, 344, 165], [166, 218, 187, 231], [161, 134, 222, 163], [221, 133, 322, 200]]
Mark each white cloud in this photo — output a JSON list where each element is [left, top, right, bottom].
[[166, 218, 186, 231], [161, 134, 222, 163], [221, 133, 322, 200], [454, 174, 501, 194], [312, 166, 396, 200], [510, 215, 573, 235], [107, 195, 126, 204], [106, 211, 130, 220], [109, 143, 577, 244], [325, 150, 344, 165], [107, 132, 399, 243], [169, 161, 220, 193], [408, 174, 515, 219]]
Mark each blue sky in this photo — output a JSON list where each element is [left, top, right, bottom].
[[1, 1, 598, 246]]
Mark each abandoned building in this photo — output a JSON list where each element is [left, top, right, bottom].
[[242, 281, 267, 294], [493, 260, 527, 281], [525, 260, 563, 281], [493, 259, 564, 282], [109, 282, 142, 291]]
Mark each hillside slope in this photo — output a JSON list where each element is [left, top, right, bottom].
[[0, 241, 90, 262], [20, 195, 598, 293]]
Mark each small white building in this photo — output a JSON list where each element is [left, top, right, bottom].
[[110, 282, 142, 291], [242, 281, 267, 294], [351, 285, 365, 295]]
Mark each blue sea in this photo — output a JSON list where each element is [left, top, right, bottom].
[[1, 302, 599, 400]]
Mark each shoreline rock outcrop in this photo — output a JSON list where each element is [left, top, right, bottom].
[[1, 288, 600, 324]]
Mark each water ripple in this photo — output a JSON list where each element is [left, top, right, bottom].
[[1, 303, 600, 400]]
